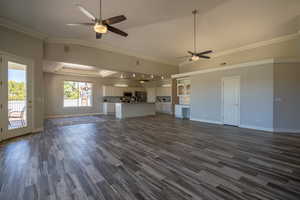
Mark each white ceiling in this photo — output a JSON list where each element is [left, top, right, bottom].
[[1, 0, 300, 65]]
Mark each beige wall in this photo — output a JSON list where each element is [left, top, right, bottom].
[[180, 38, 299, 73], [44, 43, 178, 75], [190, 63, 274, 130], [0, 26, 44, 129], [274, 63, 300, 131]]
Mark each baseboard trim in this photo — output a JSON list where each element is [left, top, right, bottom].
[[273, 128, 300, 133], [239, 125, 274, 132], [32, 127, 44, 133], [46, 113, 104, 119], [190, 118, 223, 125]]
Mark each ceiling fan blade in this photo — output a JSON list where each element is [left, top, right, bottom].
[[187, 51, 194, 55], [96, 32, 102, 39], [103, 15, 127, 25], [107, 25, 128, 37], [67, 23, 95, 26], [198, 55, 211, 59], [196, 50, 213, 56], [76, 4, 96, 21]]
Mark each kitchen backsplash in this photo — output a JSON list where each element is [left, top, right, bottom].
[[156, 96, 171, 102]]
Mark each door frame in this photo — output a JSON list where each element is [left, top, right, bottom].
[[0, 51, 34, 141], [221, 76, 240, 126]]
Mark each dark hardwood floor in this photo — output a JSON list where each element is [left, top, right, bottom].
[[1, 114, 300, 200]]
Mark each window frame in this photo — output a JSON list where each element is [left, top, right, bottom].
[[63, 80, 93, 108]]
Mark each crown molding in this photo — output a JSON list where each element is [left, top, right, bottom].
[[214, 32, 300, 58], [180, 32, 300, 67], [46, 38, 177, 66], [0, 17, 48, 40], [173, 58, 300, 78], [173, 59, 274, 78]]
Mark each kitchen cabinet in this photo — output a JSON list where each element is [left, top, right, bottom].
[[156, 102, 173, 114], [175, 104, 190, 119], [103, 103, 116, 114], [103, 86, 145, 97], [146, 88, 156, 103]]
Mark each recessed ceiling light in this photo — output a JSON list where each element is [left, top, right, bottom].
[[114, 84, 128, 87], [99, 70, 117, 77], [162, 84, 171, 87], [61, 62, 95, 70]]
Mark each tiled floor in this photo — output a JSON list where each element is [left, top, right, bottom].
[[0, 114, 300, 200]]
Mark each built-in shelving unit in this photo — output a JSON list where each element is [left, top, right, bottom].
[[177, 78, 191, 96], [176, 78, 191, 105]]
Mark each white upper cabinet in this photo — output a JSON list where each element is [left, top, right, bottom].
[[146, 88, 156, 103], [103, 86, 146, 97]]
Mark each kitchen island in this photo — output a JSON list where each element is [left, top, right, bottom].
[[115, 103, 156, 119]]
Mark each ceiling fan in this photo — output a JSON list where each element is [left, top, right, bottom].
[[67, 0, 128, 39], [179, 10, 213, 62]]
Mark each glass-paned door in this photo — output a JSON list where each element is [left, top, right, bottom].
[[0, 54, 33, 141]]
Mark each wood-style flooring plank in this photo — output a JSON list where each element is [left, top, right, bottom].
[[0, 114, 300, 200]]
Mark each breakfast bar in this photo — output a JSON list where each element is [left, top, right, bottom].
[[115, 103, 156, 119]]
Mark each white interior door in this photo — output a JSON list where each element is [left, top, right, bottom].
[[0, 54, 33, 141], [0, 55, 4, 141], [222, 76, 240, 126]]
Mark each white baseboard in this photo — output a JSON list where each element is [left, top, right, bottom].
[[190, 118, 223, 125], [239, 124, 274, 132], [273, 128, 300, 133], [190, 120, 275, 132], [46, 113, 104, 119], [32, 127, 44, 133]]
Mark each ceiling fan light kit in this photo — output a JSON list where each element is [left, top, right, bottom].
[[94, 23, 107, 33], [67, 0, 128, 39], [191, 55, 199, 61]]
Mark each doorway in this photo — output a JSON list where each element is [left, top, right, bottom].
[[222, 76, 240, 126], [0, 54, 33, 141]]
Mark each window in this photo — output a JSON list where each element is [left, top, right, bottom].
[[64, 81, 92, 107]]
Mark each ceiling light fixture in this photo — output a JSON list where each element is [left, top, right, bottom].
[[94, 23, 108, 34], [162, 84, 171, 88], [114, 84, 128, 87], [191, 55, 199, 61], [99, 70, 117, 77]]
